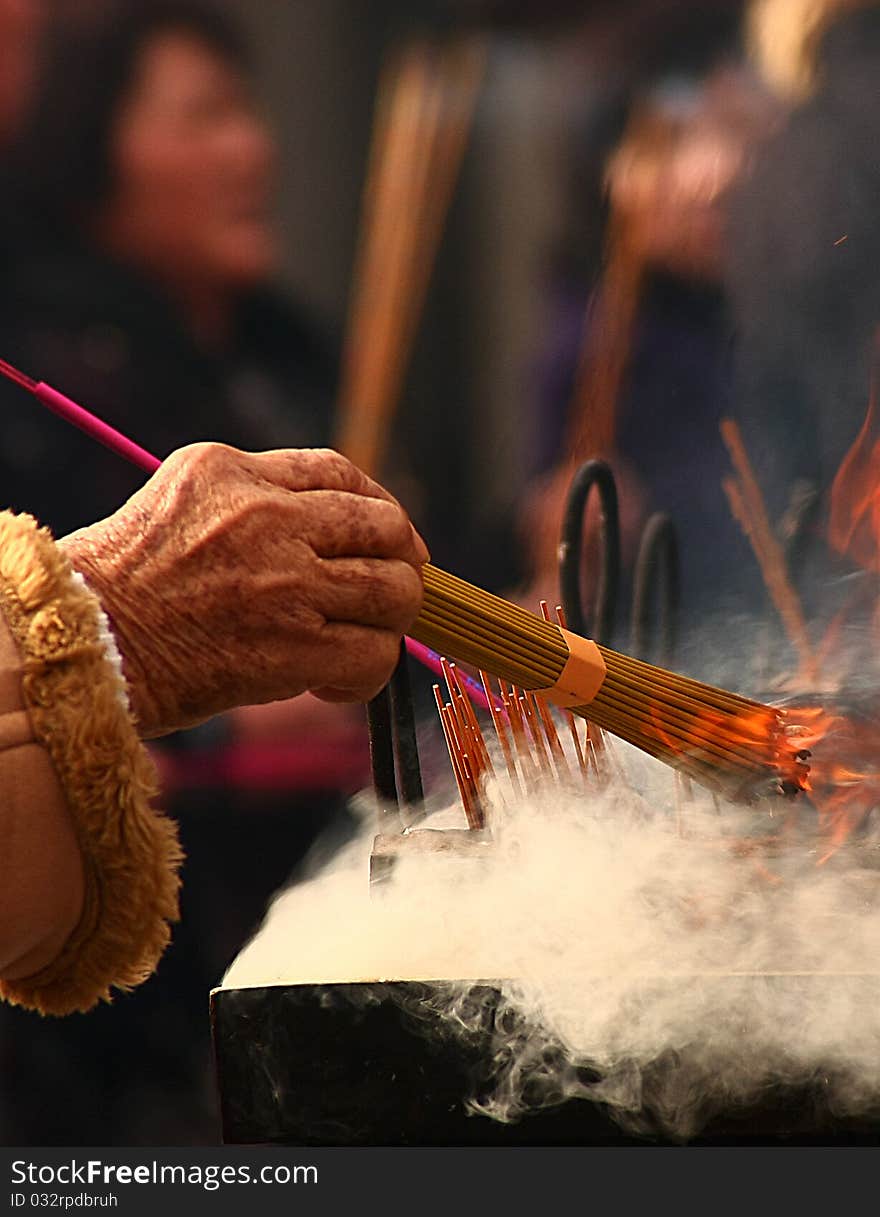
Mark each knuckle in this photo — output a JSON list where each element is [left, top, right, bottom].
[[176, 441, 238, 478], [366, 498, 410, 548], [313, 448, 358, 488], [238, 487, 282, 529], [386, 562, 424, 619], [387, 503, 413, 548], [356, 562, 419, 623]]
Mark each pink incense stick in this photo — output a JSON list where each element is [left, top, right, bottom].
[[0, 355, 492, 710], [404, 637, 505, 714], [0, 357, 161, 474]]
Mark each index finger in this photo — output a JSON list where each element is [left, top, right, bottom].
[[242, 448, 399, 503], [288, 491, 429, 563]]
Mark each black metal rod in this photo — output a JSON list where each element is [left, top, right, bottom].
[[630, 511, 679, 665], [558, 458, 620, 645], [389, 640, 425, 815]]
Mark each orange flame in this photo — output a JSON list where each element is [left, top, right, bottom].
[[645, 691, 875, 862], [829, 365, 880, 573], [644, 695, 806, 803], [783, 705, 878, 863]]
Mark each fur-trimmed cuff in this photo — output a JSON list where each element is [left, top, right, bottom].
[[0, 511, 182, 1015]]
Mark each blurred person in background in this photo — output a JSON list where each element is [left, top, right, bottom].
[[523, 21, 780, 649], [0, 0, 366, 1146], [0, 1, 366, 775], [1, 0, 334, 530], [727, 0, 880, 585]]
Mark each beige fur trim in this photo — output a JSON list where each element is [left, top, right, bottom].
[[0, 511, 182, 1015]]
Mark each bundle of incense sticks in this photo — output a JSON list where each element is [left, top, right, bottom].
[[0, 356, 809, 805], [335, 34, 486, 477], [412, 566, 808, 804]]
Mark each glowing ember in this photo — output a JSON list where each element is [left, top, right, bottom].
[[782, 705, 880, 864]]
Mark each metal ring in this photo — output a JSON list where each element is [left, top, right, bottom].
[[630, 511, 679, 665], [558, 458, 620, 645]]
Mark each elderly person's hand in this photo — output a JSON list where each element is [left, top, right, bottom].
[[60, 443, 429, 737]]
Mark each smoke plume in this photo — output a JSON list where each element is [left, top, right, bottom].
[[223, 740, 880, 1140]]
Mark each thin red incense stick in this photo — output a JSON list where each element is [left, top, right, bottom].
[[0, 357, 161, 474]]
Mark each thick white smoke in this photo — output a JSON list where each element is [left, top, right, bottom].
[[222, 742, 880, 1140]]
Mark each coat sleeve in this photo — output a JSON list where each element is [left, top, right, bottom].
[[0, 511, 183, 1016]]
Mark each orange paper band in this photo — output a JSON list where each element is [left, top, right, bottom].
[[538, 629, 606, 709]]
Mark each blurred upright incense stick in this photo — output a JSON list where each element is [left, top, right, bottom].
[[565, 209, 645, 466], [335, 34, 487, 477], [720, 417, 817, 683], [528, 187, 646, 587]]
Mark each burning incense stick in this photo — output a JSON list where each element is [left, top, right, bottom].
[[433, 639, 617, 825], [413, 564, 806, 802], [479, 668, 521, 793], [434, 684, 483, 829], [0, 356, 808, 804]]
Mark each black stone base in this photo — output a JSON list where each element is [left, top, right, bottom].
[[211, 982, 880, 1146]]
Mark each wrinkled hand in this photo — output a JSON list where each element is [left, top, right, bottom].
[[60, 444, 429, 737]]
